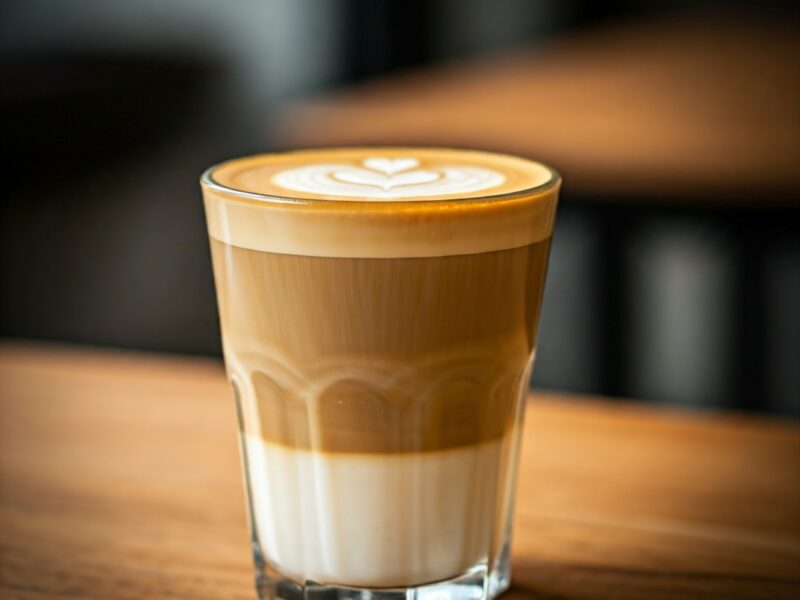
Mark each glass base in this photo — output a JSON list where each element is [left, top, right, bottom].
[[253, 545, 511, 600]]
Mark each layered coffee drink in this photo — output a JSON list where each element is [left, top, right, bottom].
[[201, 148, 559, 597]]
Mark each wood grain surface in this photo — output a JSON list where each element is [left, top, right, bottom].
[[1, 341, 798, 599], [277, 15, 800, 203]]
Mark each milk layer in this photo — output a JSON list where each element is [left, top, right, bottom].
[[244, 435, 514, 588]]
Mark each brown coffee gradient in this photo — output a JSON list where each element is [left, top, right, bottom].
[[211, 238, 550, 454]]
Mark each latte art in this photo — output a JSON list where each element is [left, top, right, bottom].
[[272, 156, 506, 199]]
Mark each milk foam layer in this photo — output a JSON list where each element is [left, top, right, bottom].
[[245, 434, 517, 587], [202, 148, 559, 258]]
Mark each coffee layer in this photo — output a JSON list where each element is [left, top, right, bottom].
[[202, 147, 559, 258], [213, 239, 550, 453]]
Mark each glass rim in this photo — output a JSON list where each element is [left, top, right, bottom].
[[200, 146, 561, 208]]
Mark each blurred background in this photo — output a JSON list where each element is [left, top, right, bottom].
[[1, 0, 798, 414]]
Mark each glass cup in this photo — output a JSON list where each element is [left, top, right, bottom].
[[201, 148, 559, 600]]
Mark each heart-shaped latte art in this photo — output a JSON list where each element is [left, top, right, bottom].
[[271, 156, 506, 200], [333, 168, 440, 190], [363, 157, 419, 175]]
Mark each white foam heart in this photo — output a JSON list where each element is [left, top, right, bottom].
[[334, 168, 439, 190], [363, 157, 419, 175], [331, 169, 386, 188]]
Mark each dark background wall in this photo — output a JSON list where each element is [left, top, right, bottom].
[[1, 0, 798, 413]]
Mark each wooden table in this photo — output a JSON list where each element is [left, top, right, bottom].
[[1, 342, 798, 599]]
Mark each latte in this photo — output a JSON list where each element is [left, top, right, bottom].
[[201, 148, 559, 592]]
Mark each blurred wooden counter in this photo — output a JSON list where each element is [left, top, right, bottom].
[[1, 342, 798, 599], [278, 15, 800, 203]]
